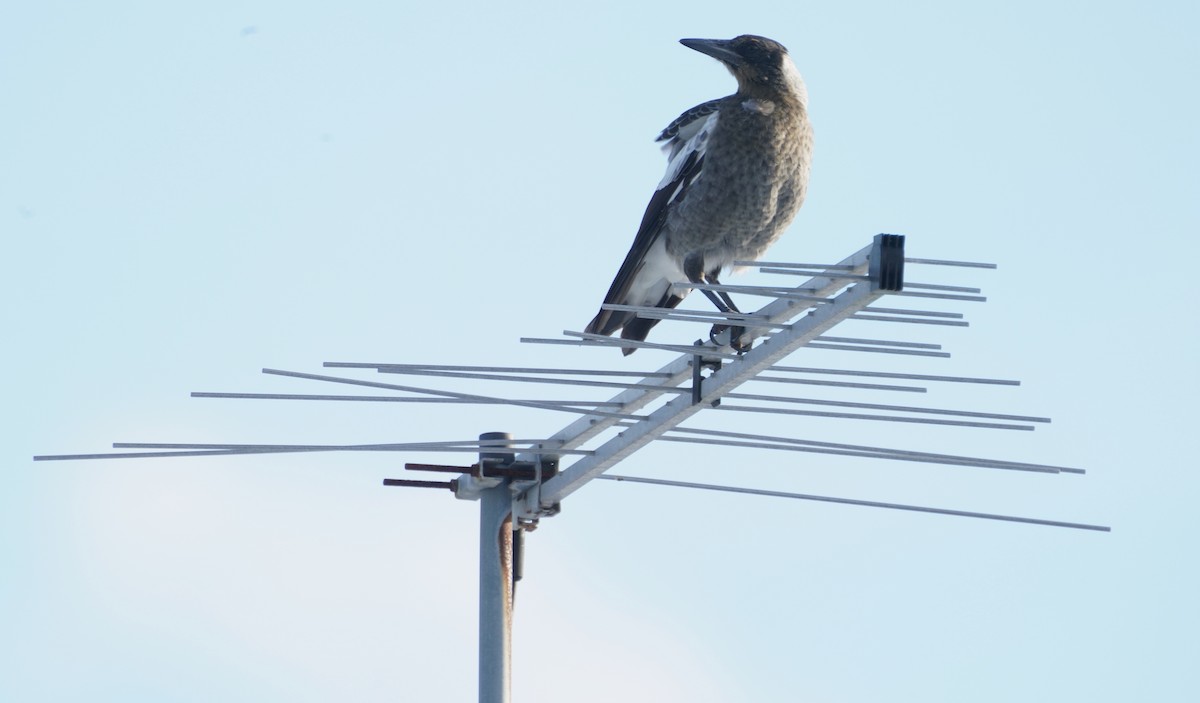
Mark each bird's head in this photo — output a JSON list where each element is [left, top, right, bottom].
[[679, 35, 806, 103]]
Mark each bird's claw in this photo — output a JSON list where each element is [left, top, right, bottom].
[[709, 324, 750, 353]]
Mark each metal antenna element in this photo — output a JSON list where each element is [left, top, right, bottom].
[[597, 475, 1109, 531], [32, 234, 1110, 703]]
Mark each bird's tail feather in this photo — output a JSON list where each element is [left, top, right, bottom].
[[618, 317, 662, 356], [585, 292, 686, 355]]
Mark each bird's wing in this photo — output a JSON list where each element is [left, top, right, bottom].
[[657, 98, 722, 158], [585, 106, 720, 337]]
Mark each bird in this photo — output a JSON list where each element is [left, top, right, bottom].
[[584, 35, 813, 355]]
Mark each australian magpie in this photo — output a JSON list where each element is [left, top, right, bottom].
[[584, 35, 813, 355]]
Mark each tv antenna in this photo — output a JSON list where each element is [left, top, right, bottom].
[[35, 234, 1108, 703]]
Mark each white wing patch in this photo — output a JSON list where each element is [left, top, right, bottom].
[[657, 110, 718, 190]]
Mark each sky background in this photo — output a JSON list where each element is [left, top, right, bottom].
[[3, 1, 1197, 701]]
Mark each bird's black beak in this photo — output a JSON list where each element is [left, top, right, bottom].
[[680, 38, 744, 68]]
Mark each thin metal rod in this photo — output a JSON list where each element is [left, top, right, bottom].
[[373, 366, 692, 394], [902, 282, 983, 294], [766, 365, 1019, 386], [522, 336, 741, 359], [732, 260, 860, 269], [405, 462, 474, 473], [35, 449, 245, 461], [905, 257, 998, 269], [749, 375, 927, 393], [759, 268, 873, 280], [326, 363, 675, 378], [632, 312, 787, 329], [114, 439, 558, 449], [382, 478, 454, 489], [661, 425, 1084, 473], [554, 332, 743, 358], [115, 436, 590, 453], [722, 392, 1051, 423], [48, 443, 526, 461], [260, 368, 646, 420], [669, 281, 835, 301], [33, 441, 595, 461], [805, 343, 951, 358], [853, 315, 970, 327], [715, 404, 1035, 430], [655, 435, 1057, 472], [192, 392, 625, 406], [598, 475, 1109, 532], [600, 303, 766, 322], [861, 307, 965, 319], [816, 336, 942, 350], [756, 269, 984, 294], [891, 290, 988, 302]]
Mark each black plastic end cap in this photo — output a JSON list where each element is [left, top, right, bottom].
[[869, 234, 906, 291]]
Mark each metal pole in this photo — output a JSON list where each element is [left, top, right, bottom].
[[478, 433, 514, 703]]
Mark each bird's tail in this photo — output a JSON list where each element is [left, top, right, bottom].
[[585, 293, 685, 355]]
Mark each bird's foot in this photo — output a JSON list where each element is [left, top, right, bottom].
[[709, 324, 751, 353]]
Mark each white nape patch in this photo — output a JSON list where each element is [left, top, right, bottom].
[[780, 55, 808, 106], [741, 99, 776, 115]]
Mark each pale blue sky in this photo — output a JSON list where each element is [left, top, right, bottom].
[[3, 1, 1197, 701]]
